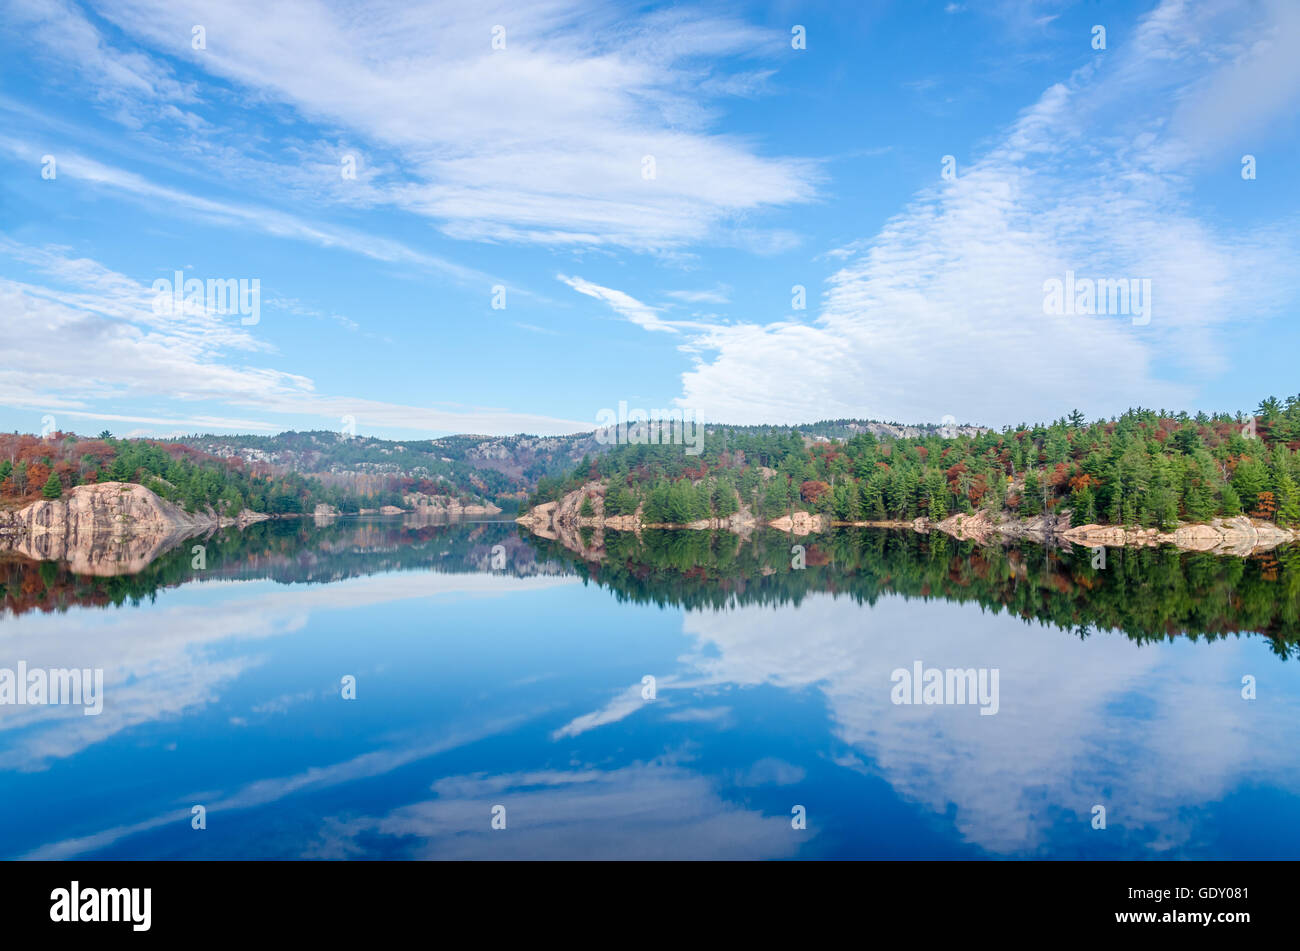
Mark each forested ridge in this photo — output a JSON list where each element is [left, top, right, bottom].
[[176, 429, 603, 509], [531, 397, 1300, 530], [0, 427, 599, 516]]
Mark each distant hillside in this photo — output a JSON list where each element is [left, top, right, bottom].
[[172, 430, 609, 509], [734, 419, 989, 440], [173, 420, 985, 507], [1, 416, 1000, 517]]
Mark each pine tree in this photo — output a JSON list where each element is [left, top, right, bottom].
[[42, 472, 62, 499], [1183, 480, 1216, 522], [1275, 473, 1300, 526], [1022, 472, 1043, 515], [1232, 457, 1268, 513], [1220, 484, 1242, 516], [1070, 486, 1096, 526]]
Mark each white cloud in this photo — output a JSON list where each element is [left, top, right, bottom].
[[559, 274, 732, 337], [0, 241, 591, 436], [19, 0, 818, 255], [6, 0, 198, 126], [559, 274, 676, 333], [0, 137, 494, 286], [666, 285, 732, 305], [661, 0, 1300, 427]]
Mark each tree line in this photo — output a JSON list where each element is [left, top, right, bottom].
[[530, 397, 1300, 529]]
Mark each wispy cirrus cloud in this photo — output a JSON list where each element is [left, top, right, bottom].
[[0, 136, 495, 286], [0, 240, 590, 435], [12, 0, 819, 256], [666, 285, 732, 305], [558, 274, 676, 334], [648, 0, 1300, 427]]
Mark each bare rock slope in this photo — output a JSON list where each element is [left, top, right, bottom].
[[0, 482, 268, 575]]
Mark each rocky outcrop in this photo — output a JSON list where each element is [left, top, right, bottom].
[[1002, 512, 1074, 541], [517, 482, 761, 540], [313, 503, 341, 526], [1, 482, 232, 537], [403, 492, 502, 517], [1061, 516, 1295, 556], [511, 487, 604, 559], [515, 499, 561, 536], [931, 510, 1000, 543], [0, 482, 270, 576], [920, 510, 1293, 554], [768, 511, 830, 535]]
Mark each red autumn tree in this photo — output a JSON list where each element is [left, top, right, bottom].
[[800, 480, 831, 504], [1252, 491, 1278, 520]]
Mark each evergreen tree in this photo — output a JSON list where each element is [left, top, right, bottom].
[[1070, 486, 1096, 526], [1220, 484, 1242, 517], [1232, 458, 1269, 513], [1275, 473, 1300, 527], [1021, 472, 1043, 515]]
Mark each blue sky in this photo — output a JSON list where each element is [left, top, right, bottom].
[[1, 0, 1297, 439]]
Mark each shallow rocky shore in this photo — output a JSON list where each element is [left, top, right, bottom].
[[518, 482, 1296, 558]]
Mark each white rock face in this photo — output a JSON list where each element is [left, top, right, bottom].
[[0, 482, 268, 575], [1, 482, 205, 538]]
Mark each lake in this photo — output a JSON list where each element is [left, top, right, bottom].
[[2, 516, 1298, 859]]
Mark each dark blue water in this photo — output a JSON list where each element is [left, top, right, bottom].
[[2, 518, 1298, 859]]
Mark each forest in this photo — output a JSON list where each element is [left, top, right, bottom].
[[0, 430, 390, 514], [530, 397, 1300, 530]]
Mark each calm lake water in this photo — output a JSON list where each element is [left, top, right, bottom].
[[2, 517, 1298, 859]]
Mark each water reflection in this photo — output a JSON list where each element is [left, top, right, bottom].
[[1, 518, 1297, 859]]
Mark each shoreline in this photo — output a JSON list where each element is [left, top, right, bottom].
[[517, 483, 1296, 557], [0, 483, 509, 575]]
